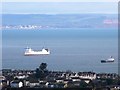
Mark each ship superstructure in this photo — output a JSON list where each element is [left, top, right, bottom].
[[24, 47, 50, 56]]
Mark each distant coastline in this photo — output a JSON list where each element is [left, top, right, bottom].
[[1, 25, 117, 30], [1, 14, 118, 30]]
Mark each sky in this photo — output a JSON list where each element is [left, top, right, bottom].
[[1, 0, 119, 2], [1, 1, 118, 14]]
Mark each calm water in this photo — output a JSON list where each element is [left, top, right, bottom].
[[2, 28, 118, 73]]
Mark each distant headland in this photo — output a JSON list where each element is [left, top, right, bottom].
[[1, 14, 118, 30]]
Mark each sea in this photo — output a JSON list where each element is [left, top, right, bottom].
[[2, 28, 118, 73]]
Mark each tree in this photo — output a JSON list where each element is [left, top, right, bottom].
[[35, 68, 40, 78], [39, 63, 47, 71], [80, 80, 88, 88], [106, 78, 113, 85], [35, 63, 48, 80]]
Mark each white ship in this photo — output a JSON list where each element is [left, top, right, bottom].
[[101, 56, 114, 63], [24, 47, 50, 56]]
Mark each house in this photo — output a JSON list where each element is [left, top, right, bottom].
[[15, 75, 28, 79], [81, 78, 91, 84], [106, 85, 120, 90], [78, 72, 96, 80], [2, 80, 9, 88], [23, 80, 30, 87], [56, 83, 65, 88], [56, 77, 65, 83], [73, 81, 81, 87], [46, 82, 56, 88], [65, 81, 75, 88], [29, 79, 39, 87], [39, 81, 47, 88], [63, 79, 72, 84], [10, 80, 23, 88], [0, 76, 5, 87], [71, 77, 81, 82]]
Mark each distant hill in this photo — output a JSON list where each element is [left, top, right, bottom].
[[2, 14, 118, 29]]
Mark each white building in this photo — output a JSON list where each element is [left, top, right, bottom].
[[10, 80, 23, 88]]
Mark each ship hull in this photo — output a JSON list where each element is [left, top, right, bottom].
[[101, 60, 114, 63], [24, 53, 50, 56], [24, 52, 50, 56]]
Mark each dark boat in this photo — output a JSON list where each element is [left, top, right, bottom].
[[101, 56, 114, 63]]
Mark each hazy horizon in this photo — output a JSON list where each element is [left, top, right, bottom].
[[2, 2, 118, 14]]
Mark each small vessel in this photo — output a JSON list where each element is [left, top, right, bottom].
[[24, 47, 50, 56], [101, 56, 114, 63]]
